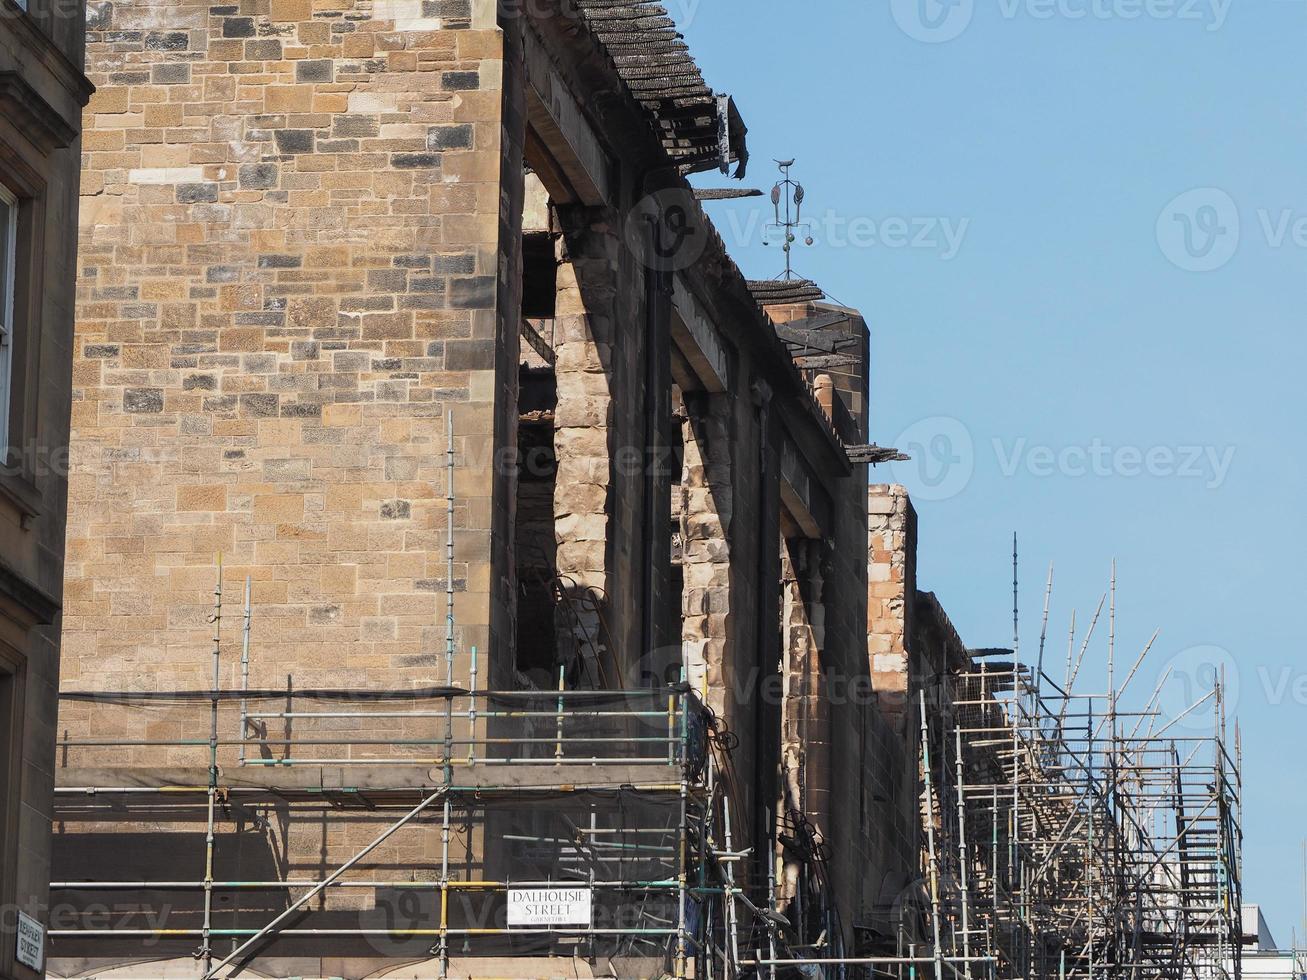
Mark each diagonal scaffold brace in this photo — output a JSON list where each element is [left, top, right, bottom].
[[202, 787, 448, 978]]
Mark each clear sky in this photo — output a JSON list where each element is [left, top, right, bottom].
[[680, 0, 1307, 945]]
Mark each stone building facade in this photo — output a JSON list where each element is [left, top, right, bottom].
[[52, 2, 984, 976], [0, 0, 90, 977], [0, 0, 90, 974]]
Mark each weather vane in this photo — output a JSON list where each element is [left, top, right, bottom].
[[765, 159, 815, 280]]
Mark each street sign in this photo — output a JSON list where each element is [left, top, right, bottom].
[[506, 887, 592, 927], [15, 911, 43, 972]]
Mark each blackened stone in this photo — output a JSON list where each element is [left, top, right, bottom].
[[444, 339, 494, 370], [441, 71, 478, 91], [400, 295, 445, 311], [177, 183, 218, 204], [222, 16, 255, 36], [86, 2, 113, 30], [183, 374, 217, 391], [380, 500, 411, 520], [239, 393, 279, 417], [296, 59, 333, 82], [84, 345, 119, 359], [144, 31, 188, 49], [426, 124, 472, 150], [392, 153, 439, 169], [434, 253, 475, 274], [233, 312, 285, 326], [448, 276, 495, 309], [96, 286, 138, 300], [124, 388, 164, 413], [274, 129, 313, 154]]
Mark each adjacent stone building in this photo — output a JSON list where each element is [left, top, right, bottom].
[[51, 1, 978, 976], [0, 0, 91, 974]]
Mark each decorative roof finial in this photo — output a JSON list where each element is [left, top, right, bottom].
[[765, 159, 815, 280]]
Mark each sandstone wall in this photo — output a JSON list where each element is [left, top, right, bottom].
[[65, 0, 512, 699]]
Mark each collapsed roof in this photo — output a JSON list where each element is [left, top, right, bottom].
[[575, 0, 750, 177]]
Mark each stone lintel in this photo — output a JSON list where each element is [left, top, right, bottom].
[[524, 27, 611, 207], [670, 276, 728, 393]]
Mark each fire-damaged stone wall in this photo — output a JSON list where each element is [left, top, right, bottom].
[[52, 0, 974, 968], [862, 482, 979, 947]]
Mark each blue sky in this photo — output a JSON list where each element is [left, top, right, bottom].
[[681, 0, 1307, 944]]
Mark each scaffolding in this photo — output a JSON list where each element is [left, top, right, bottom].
[[49, 561, 1243, 980], [912, 569, 1244, 980], [50, 563, 805, 978], [53, 668, 737, 977]]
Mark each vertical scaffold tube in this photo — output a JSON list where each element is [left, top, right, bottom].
[[201, 556, 223, 974]]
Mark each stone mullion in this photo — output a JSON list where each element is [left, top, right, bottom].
[[551, 215, 617, 686], [679, 392, 733, 718]]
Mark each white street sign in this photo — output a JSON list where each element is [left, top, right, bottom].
[[506, 887, 592, 927], [15, 911, 43, 972]]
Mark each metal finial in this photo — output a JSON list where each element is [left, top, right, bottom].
[[765, 158, 815, 280]]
